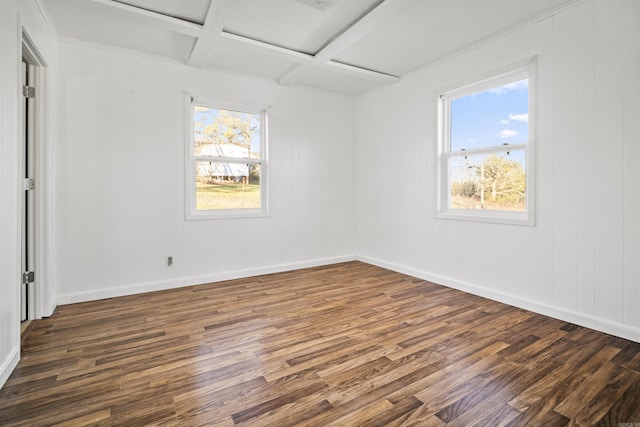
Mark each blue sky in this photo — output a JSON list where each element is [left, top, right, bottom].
[[450, 78, 528, 152]]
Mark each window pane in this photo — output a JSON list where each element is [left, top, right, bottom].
[[449, 150, 526, 212], [194, 106, 260, 159], [196, 161, 261, 210], [450, 79, 528, 152]]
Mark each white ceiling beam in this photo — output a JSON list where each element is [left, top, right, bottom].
[[88, 0, 232, 67], [220, 31, 399, 84], [326, 60, 398, 81], [88, 0, 402, 86], [188, 0, 233, 67], [314, 0, 415, 62], [279, 0, 412, 86], [88, 0, 203, 38], [221, 31, 316, 64]]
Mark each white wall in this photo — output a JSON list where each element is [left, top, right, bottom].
[[0, 0, 58, 388], [56, 42, 356, 303], [355, 0, 640, 342], [0, 0, 21, 390]]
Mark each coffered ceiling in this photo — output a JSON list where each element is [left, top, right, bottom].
[[41, 0, 581, 95]]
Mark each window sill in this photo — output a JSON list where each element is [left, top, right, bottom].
[[186, 209, 271, 221], [436, 209, 534, 226]]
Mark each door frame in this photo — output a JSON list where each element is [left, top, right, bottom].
[[21, 59, 34, 321], [20, 29, 48, 321]]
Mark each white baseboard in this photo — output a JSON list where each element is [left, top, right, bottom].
[[57, 255, 357, 305], [43, 298, 56, 318], [53, 253, 640, 343], [0, 347, 20, 390], [358, 255, 640, 344]]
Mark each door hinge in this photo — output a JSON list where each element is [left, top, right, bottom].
[[22, 271, 35, 285], [23, 85, 35, 98], [24, 178, 35, 191]]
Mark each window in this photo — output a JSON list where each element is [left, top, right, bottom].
[[186, 96, 268, 219], [437, 58, 535, 225]]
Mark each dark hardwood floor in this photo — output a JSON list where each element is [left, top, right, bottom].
[[1, 261, 639, 426]]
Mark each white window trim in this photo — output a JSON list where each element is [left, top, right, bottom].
[[185, 94, 269, 220], [436, 57, 536, 226]]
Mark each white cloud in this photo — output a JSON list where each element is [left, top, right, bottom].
[[509, 113, 529, 123], [504, 80, 528, 91], [488, 87, 507, 95], [497, 129, 519, 139], [500, 119, 510, 125], [488, 79, 528, 95]]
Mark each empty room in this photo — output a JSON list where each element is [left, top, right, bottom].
[[1, 0, 639, 425]]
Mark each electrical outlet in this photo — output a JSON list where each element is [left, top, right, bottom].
[[167, 256, 173, 267]]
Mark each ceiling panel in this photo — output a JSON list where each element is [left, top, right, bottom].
[[334, 0, 577, 76], [203, 40, 298, 80], [287, 66, 381, 95], [43, 0, 196, 62], [113, 0, 212, 25], [222, 0, 384, 55]]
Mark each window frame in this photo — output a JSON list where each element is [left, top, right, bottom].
[[185, 94, 269, 220], [436, 57, 536, 226]]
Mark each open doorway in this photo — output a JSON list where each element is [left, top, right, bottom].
[[21, 59, 36, 325], [20, 32, 45, 337]]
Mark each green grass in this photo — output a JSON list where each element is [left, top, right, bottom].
[[196, 182, 260, 210], [451, 194, 525, 211]]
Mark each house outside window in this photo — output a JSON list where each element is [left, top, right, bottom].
[[186, 97, 268, 220]]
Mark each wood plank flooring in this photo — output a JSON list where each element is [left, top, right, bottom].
[[1, 261, 640, 426]]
